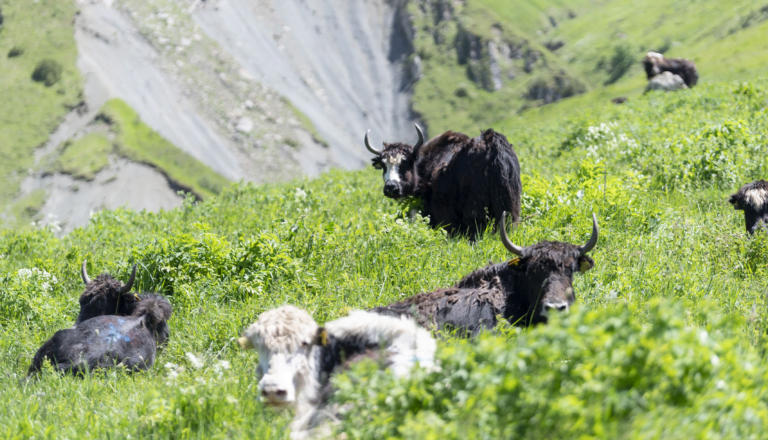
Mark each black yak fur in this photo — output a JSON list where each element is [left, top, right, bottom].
[[28, 295, 172, 376], [371, 241, 595, 332], [729, 180, 768, 235], [76, 273, 142, 325], [371, 128, 522, 238], [643, 52, 698, 87]]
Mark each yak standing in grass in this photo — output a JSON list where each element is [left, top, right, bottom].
[[76, 260, 141, 324], [729, 180, 768, 235], [28, 294, 172, 376], [365, 124, 522, 238], [371, 213, 599, 332], [643, 52, 698, 88], [238, 306, 435, 440]]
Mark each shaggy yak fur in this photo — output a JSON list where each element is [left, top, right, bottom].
[[643, 52, 698, 87], [28, 295, 172, 376], [367, 125, 522, 238], [238, 306, 435, 440], [76, 261, 141, 325], [371, 214, 599, 332], [729, 180, 768, 235]]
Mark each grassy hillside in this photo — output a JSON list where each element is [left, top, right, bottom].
[[1, 77, 767, 437], [411, 0, 768, 134], [0, 0, 81, 209]]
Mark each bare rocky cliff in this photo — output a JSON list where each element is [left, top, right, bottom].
[[31, 0, 418, 233]]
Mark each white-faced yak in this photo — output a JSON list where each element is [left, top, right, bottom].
[[643, 51, 698, 88], [371, 213, 599, 332], [729, 180, 768, 235], [28, 294, 172, 376], [365, 124, 522, 239], [238, 306, 435, 440]]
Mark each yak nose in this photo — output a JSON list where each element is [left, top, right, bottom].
[[383, 182, 401, 197], [543, 302, 569, 313], [260, 385, 289, 401]]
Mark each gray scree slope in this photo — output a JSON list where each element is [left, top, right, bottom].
[[194, 0, 418, 168]]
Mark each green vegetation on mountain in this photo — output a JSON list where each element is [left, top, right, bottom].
[[0, 0, 81, 208], [1, 76, 768, 437], [410, 0, 768, 134], [54, 133, 113, 181], [101, 99, 230, 199]]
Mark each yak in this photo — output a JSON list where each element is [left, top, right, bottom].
[[371, 212, 598, 332], [76, 260, 141, 324], [729, 180, 768, 235], [238, 306, 435, 440], [28, 294, 172, 376], [643, 52, 698, 87], [365, 124, 522, 238]]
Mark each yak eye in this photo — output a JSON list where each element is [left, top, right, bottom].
[[373, 163, 384, 170]]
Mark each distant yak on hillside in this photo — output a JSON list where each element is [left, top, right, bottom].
[[643, 52, 698, 88], [365, 124, 522, 238], [729, 180, 768, 235]]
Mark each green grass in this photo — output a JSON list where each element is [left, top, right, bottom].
[[100, 99, 231, 199], [0, 0, 81, 209], [412, 0, 768, 135], [54, 133, 113, 181], [1, 77, 768, 437]]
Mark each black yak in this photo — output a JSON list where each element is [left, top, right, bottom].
[[371, 213, 599, 332], [28, 294, 172, 376], [365, 124, 522, 238], [729, 180, 768, 235], [76, 260, 140, 324], [238, 306, 435, 439], [643, 52, 698, 87]]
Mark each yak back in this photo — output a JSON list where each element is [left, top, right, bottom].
[[28, 314, 160, 376], [370, 286, 505, 336], [417, 129, 522, 235]]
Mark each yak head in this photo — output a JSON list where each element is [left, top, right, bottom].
[[131, 293, 173, 345], [76, 260, 139, 324], [643, 51, 664, 77], [500, 213, 598, 322], [238, 305, 327, 408], [729, 180, 768, 235], [365, 124, 425, 199]]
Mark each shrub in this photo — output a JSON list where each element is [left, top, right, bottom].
[[7, 46, 24, 58], [604, 43, 635, 85], [31, 59, 63, 86]]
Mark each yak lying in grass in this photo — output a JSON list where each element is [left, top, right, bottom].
[[28, 294, 172, 376], [371, 213, 599, 333], [365, 124, 522, 238], [729, 180, 768, 235], [76, 260, 141, 324], [643, 52, 698, 87], [238, 306, 435, 440]]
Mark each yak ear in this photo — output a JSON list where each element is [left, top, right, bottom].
[[578, 255, 595, 273], [238, 336, 254, 350], [313, 327, 329, 347]]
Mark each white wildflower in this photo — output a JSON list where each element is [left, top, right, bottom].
[[186, 353, 204, 369]]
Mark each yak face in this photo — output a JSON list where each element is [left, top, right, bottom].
[[509, 242, 595, 321], [365, 124, 425, 199], [372, 144, 417, 199], [729, 180, 768, 235], [238, 306, 325, 408], [76, 262, 138, 325], [484, 212, 598, 324], [643, 51, 664, 77]]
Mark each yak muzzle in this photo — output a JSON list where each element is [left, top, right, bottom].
[[383, 181, 403, 198]]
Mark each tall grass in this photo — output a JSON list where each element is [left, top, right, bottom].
[[1, 77, 767, 437]]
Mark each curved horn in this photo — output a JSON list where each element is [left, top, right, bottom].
[[412, 124, 425, 154], [81, 260, 91, 285], [578, 213, 599, 256], [364, 130, 382, 155], [117, 264, 137, 294], [499, 211, 524, 256]]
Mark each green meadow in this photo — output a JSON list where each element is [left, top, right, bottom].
[[1, 76, 767, 437]]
